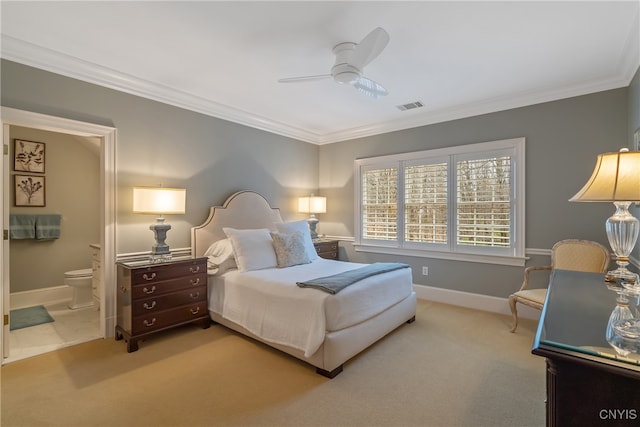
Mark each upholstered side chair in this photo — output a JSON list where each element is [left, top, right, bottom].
[[509, 239, 610, 332]]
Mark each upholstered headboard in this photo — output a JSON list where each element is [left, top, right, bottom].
[[191, 191, 283, 257]]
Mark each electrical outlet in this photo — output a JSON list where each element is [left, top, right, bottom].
[[422, 266, 429, 276]]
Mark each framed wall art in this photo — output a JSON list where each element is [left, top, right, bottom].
[[14, 174, 46, 207], [14, 139, 45, 173]]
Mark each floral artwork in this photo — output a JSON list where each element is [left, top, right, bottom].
[[15, 175, 45, 207], [14, 139, 45, 173]]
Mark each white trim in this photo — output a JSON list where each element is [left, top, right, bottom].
[[350, 248, 531, 267], [414, 284, 541, 321], [354, 138, 526, 266], [355, 244, 527, 267], [9, 286, 72, 310], [0, 107, 117, 351], [115, 247, 192, 264], [1, 36, 321, 145], [2, 35, 636, 146], [325, 240, 640, 270], [526, 248, 552, 257]]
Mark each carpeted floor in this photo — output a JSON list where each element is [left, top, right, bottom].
[[1, 299, 545, 427]]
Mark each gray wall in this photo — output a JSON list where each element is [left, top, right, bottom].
[[9, 126, 100, 292], [2, 59, 638, 299], [318, 87, 632, 298], [629, 67, 640, 146], [1, 60, 319, 257]]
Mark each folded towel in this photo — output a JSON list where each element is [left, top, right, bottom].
[[297, 262, 410, 294], [35, 214, 61, 240], [9, 214, 36, 239]]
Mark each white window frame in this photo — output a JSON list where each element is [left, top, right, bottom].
[[354, 138, 526, 266]]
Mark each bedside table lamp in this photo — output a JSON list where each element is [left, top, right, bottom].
[[570, 149, 640, 286], [133, 186, 186, 263], [298, 195, 326, 239]]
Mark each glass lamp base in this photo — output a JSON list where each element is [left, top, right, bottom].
[[605, 268, 639, 285], [609, 319, 640, 356], [605, 201, 639, 286]]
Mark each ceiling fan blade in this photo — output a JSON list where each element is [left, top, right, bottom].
[[350, 27, 390, 69], [352, 76, 388, 98], [278, 74, 332, 83]]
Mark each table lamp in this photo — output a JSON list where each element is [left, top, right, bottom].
[[133, 186, 186, 262], [298, 194, 326, 239], [570, 149, 640, 286]]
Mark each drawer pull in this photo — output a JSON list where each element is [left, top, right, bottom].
[[190, 292, 200, 299], [190, 277, 200, 286], [190, 307, 200, 315], [190, 265, 201, 273], [143, 272, 157, 281], [143, 301, 156, 310], [143, 285, 156, 295], [143, 318, 157, 327]]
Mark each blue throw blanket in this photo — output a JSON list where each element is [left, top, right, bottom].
[[297, 262, 410, 294]]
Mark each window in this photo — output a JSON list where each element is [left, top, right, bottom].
[[362, 166, 397, 241], [354, 138, 525, 266]]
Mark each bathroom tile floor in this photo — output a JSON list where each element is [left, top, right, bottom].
[[5, 301, 102, 363]]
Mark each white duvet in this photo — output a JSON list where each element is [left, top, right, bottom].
[[208, 258, 413, 357]]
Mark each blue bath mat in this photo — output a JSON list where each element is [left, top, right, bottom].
[[10, 305, 54, 331]]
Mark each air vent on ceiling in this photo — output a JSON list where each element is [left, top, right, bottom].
[[396, 101, 424, 111]]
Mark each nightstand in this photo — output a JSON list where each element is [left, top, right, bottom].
[[313, 238, 339, 260], [115, 257, 210, 352]]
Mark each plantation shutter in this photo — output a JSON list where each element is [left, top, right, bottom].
[[361, 167, 398, 241], [404, 162, 448, 244], [456, 156, 512, 248]]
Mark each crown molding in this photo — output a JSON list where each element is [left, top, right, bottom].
[[317, 71, 635, 145], [0, 36, 322, 144], [2, 34, 638, 146]]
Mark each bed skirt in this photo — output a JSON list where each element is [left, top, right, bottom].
[[209, 291, 417, 377]]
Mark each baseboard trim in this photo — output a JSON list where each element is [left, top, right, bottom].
[[10, 286, 72, 310], [413, 284, 541, 321], [9, 282, 538, 319]]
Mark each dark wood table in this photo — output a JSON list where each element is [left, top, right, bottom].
[[532, 269, 640, 426]]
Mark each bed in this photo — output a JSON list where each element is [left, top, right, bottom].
[[191, 191, 416, 378]]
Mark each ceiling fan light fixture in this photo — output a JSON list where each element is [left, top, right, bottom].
[[334, 71, 360, 85]]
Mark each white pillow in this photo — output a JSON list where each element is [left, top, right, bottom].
[[203, 238, 237, 275], [222, 227, 277, 272], [270, 231, 311, 268], [275, 220, 318, 260]]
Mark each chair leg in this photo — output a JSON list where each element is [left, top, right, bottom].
[[508, 295, 518, 333]]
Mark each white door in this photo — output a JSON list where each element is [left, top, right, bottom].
[[2, 124, 10, 357]]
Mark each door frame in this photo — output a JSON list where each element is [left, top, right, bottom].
[[1, 107, 116, 360]]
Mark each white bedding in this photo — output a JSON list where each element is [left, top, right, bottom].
[[208, 258, 413, 357]]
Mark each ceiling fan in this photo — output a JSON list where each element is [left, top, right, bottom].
[[278, 27, 390, 99]]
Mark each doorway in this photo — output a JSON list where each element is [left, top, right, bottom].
[[1, 107, 116, 362]]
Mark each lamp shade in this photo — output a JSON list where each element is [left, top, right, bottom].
[[133, 187, 186, 214], [569, 151, 640, 202], [298, 196, 327, 214]]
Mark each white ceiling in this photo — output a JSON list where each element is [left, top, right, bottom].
[[1, 1, 639, 145]]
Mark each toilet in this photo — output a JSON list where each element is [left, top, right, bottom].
[[64, 268, 94, 309]]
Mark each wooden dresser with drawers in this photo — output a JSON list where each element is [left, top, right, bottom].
[[313, 238, 339, 260], [116, 257, 210, 352]]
